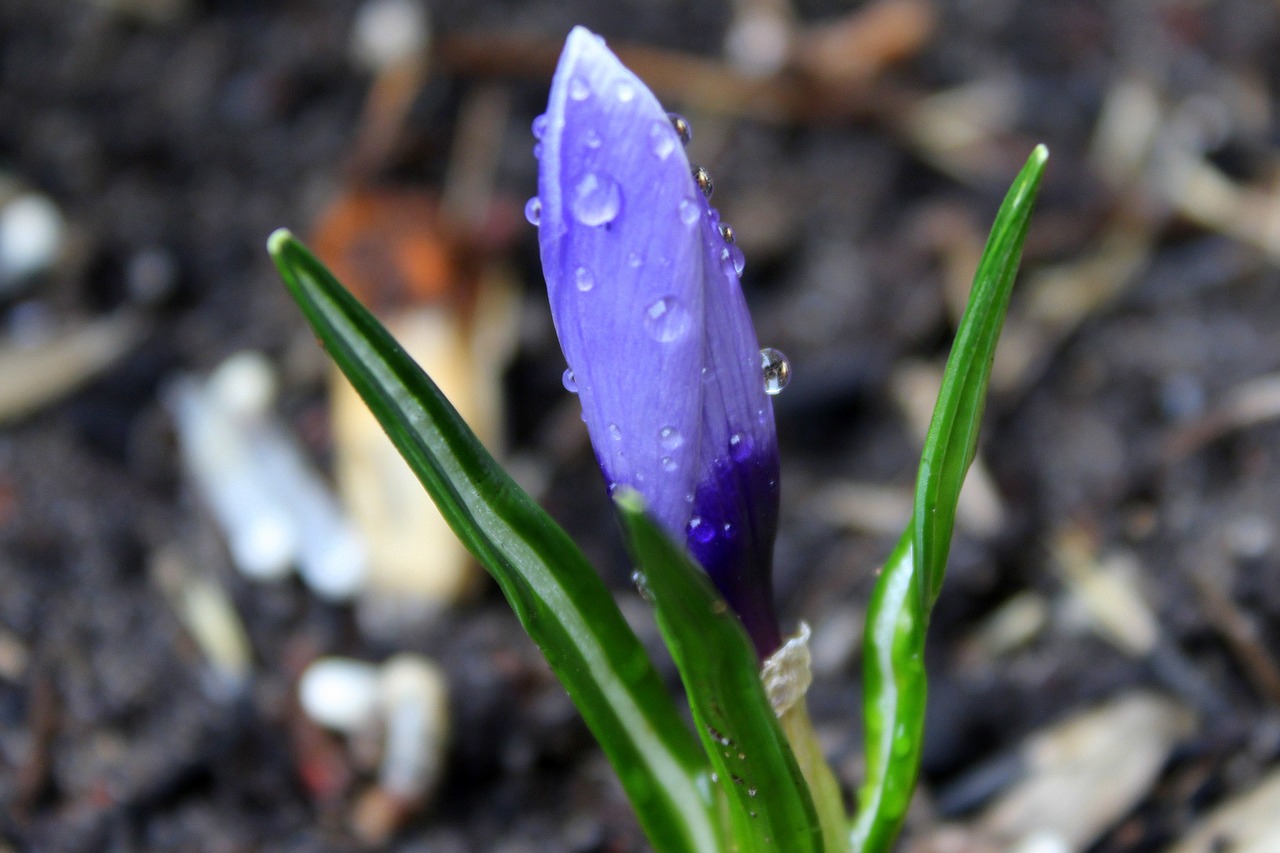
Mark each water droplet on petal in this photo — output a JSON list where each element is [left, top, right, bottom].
[[659, 426, 683, 450], [719, 246, 736, 278], [614, 79, 636, 102], [627, 251, 642, 268], [692, 166, 713, 198], [719, 223, 735, 244], [728, 432, 753, 462], [668, 112, 692, 145], [649, 120, 675, 159], [574, 266, 595, 292], [729, 244, 745, 276], [760, 347, 791, 395], [643, 296, 692, 343], [678, 198, 700, 226], [661, 456, 677, 472], [571, 172, 621, 226], [569, 76, 590, 100], [687, 516, 716, 544], [583, 128, 602, 149], [523, 196, 541, 226], [562, 369, 578, 392], [531, 113, 549, 139], [607, 423, 622, 441]]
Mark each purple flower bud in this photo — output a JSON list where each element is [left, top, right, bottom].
[[533, 27, 782, 656]]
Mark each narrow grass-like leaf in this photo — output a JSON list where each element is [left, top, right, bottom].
[[614, 490, 824, 853], [851, 145, 1048, 853], [915, 145, 1049, 609], [268, 230, 719, 853]]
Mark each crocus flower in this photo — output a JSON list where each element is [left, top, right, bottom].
[[530, 27, 788, 656]]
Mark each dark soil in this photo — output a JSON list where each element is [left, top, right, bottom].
[[3, 1, 1279, 850]]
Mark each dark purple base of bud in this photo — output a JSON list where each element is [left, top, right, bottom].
[[685, 445, 782, 658]]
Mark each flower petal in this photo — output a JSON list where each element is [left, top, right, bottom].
[[537, 28, 784, 655], [685, 200, 782, 655], [537, 27, 706, 538]]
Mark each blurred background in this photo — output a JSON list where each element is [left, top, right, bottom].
[[3, 0, 1280, 850]]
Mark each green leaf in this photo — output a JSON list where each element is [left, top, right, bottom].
[[915, 144, 1049, 609], [268, 231, 719, 853], [614, 490, 825, 853], [851, 145, 1048, 853]]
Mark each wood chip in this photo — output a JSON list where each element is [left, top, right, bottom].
[[1166, 769, 1280, 853], [978, 692, 1195, 851]]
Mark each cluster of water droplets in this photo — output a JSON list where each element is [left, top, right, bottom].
[[530, 85, 793, 405]]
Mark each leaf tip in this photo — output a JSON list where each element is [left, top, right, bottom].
[[612, 486, 647, 516], [267, 228, 295, 258]]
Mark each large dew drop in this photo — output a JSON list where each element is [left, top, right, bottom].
[[760, 347, 791, 395], [643, 296, 692, 343], [571, 172, 621, 226]]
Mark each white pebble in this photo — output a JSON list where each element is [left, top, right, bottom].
[[724, 11, 790, 78], [299, 657, 382, 732], [351, 0, 429, 71], [379, 654, 449, 799], [0, 193, 64, 292], [206, 350, 276, 419], [168, 352, 368, 595]]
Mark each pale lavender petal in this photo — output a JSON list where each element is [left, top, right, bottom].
[[537, 27, 705, 540]]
